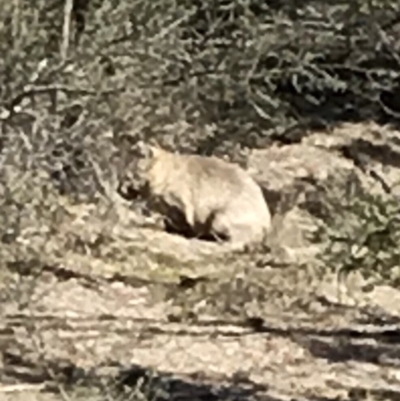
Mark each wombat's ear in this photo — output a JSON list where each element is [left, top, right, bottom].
[[134, 140, 162, 159], [134, 140, 150, 157], [147, 139, 164, 158]]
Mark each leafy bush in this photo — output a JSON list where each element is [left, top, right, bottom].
[[310, 174, 400, 286]]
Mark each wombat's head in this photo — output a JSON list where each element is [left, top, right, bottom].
[[117, 141, 155, 199], [134, 140, 162, 160], [120, 140, 165, 192], [132, 140, 166, 172]]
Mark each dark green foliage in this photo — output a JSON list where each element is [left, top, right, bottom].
[[310, 174, 400, 286], [1, 0, 400, 152]]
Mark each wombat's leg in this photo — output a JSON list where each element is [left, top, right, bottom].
[[212, 210, 261, 246], [183, 200, 195, 230], [163, 205, 194, 237], [209, 211, 232, 243]]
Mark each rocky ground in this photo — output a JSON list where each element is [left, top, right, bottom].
[[1, 122, 400, 401]]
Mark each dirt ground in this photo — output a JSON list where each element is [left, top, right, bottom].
[[1, 209, 400, 401], [1, 123, 400, 401]]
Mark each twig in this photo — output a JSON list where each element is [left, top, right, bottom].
[[150, 9, 196, 42], [4, 84, 125, 116], [12, 0, 20, 46], [61, 0, 74, 60], [0, 383, 47, 393]]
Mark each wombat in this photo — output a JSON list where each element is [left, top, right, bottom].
[[131, 142, 272, 247]]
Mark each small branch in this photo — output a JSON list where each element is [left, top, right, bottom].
[[162, 68, 227, 86], [0, 383, 47, 393], [61, 0, 74, 60], [3, 84, 125, 117], [12, 0, 21, 46]]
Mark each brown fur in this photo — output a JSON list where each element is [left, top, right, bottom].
[[134, 142, 272, 246]]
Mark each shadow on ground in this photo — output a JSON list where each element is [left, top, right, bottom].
[[0, 353, 278, 401]]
